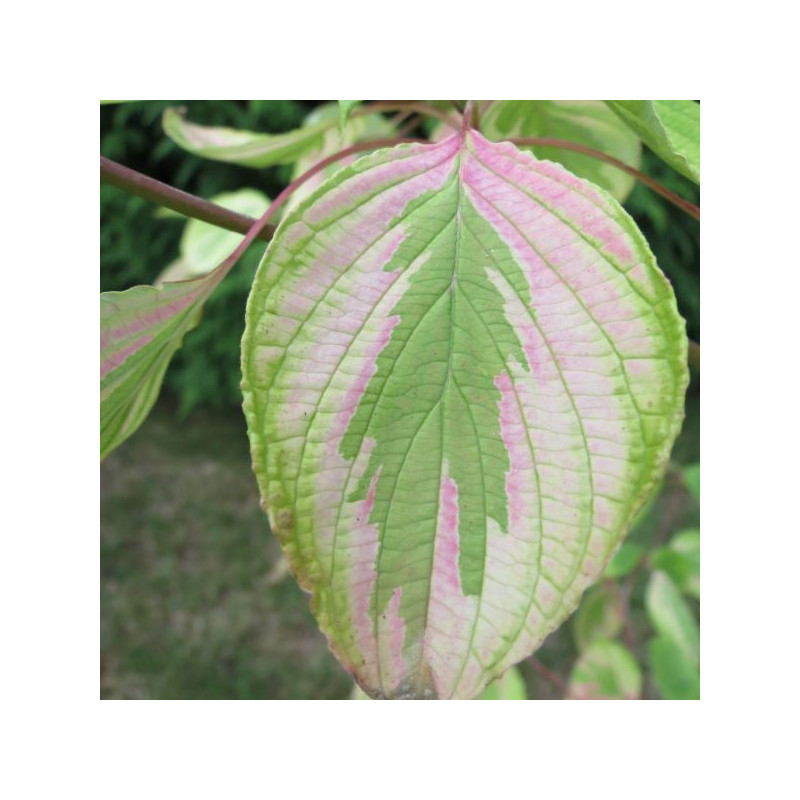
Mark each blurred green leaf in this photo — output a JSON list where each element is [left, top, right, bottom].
[[476, 667, 528, 700], [604, 543, 644, 579], [645, 571, 699, 667], [683, 463, 700, 501], [573, 583, 624, 651], [338, 100, 360, 133], [606, 100, 699, 184], [651, 530, 700, 599], [567, 640, 642, 700], [481, 100, 642, 202], [163, 107, 333, 168], [648, 636, 700, 699], [669, 528, 700, 598], [650, 548, 692, 583]]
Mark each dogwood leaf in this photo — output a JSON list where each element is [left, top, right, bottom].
[[241, 130, 688, 699], [101, 269, 221, 459], [606, 101, 700, 184], [481, 100, 642, 202], [163, 107, 333, 168]]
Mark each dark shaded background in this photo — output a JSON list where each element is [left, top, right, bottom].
[[100, 101, 699, 699]]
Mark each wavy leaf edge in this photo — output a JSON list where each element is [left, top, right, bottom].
[[241, 129, 688, 699]]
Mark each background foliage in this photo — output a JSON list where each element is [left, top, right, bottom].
[[100, 101, 699, 699]]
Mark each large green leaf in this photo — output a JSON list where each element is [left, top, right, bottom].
[[241, 130, 688, 699], [101, 269, 221, 459], [163, 107, 333, 168], [481, 101, 642, 202], [567, 639, 642, 700], [606, 101, 700, 184]]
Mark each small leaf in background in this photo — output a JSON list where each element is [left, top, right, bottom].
[[481, 100, 642, 202], [337, 100, 361, 133], [101, 270, 221, 459], [650, 529, 700, 599], [162, 107, 333, 168], [476, 667, 528, 700], [683, 462, 700, 501], [669, 528, 700, 598], [605, 101, 700, 184], [650, 548, 693, 588], [603, 543, 645, 579], [645, 571, 699, 667], [572, 583, 624, 652], [648, 636, 700, 699], [567, 639, 642, 700]]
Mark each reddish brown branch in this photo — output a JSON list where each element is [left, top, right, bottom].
[[101, 137, 424, 247], [100, 156, 277, 242]]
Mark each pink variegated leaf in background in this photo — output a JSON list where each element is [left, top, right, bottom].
[[100, 269, 221, 460]]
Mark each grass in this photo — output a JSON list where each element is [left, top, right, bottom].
[[100, 400, 353, 699]]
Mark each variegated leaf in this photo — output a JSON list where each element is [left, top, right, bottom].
[[163, 107, 332, 168], [241, 129, 688, 699], [101, 270, 221, 459]]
